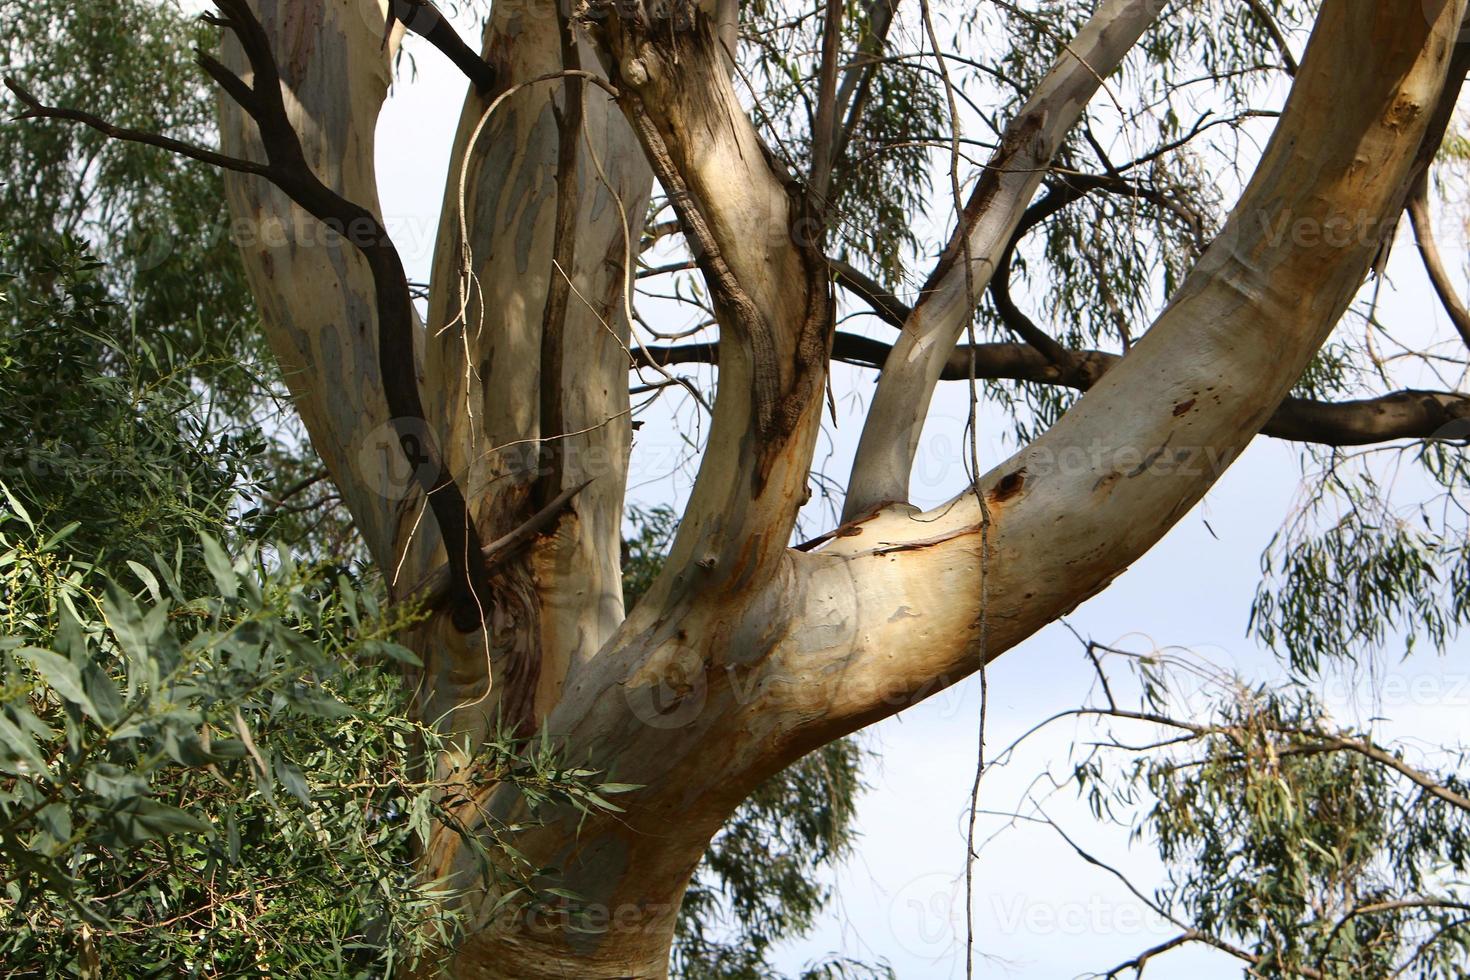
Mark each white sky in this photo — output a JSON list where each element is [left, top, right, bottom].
[[369, 9, 1470, 978]]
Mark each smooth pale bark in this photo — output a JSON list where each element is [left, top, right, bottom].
[[593, 6, 834, 595], [412, 0, 653, 745], [218, 0, 439, 579], [843, 0, 1164, 519], [427, 2, 1464, 976]]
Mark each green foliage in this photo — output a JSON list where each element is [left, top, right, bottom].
[[0, 0, 355, 564], [0, 0, 256, 382], [738, 0, 942, 289], [0, 496, 452, 978], [1140, 687, 1470, 978], [0, 496, 631, 978], [622, 504, 680, 610], [1251, 469, 1469, 673], [1057, 650, 1470, 979], [0, 236, 626, 976], [0, 238, 263, 569]]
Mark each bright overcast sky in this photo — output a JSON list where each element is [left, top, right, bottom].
[[355, 8, 1470, 977]]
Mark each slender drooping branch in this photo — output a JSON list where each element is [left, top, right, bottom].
[[5, 77, 270, 178], [9, 0, 495, 627]]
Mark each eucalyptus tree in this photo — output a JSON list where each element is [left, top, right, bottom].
[[7, 0, 1470, 976]]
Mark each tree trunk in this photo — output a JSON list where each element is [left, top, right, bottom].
[[202, 0, 1470, 975]]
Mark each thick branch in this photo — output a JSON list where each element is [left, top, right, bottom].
[[641, 336, 1470, 445], [763, 0, 1468, 740], [416, 6, 652, 736], [844, 0, 1163, 519], [589, 1, 834, 600]]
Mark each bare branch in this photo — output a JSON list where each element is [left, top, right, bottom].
[[808, 0, 845, 206], [844, 0, 1164, 519], [1408, 175, 1470, 348], [4, 78, 270, 179], [990, 245, 1070, 364], [828, 255, 909, 329], [384, 0, 497, 93], [643, 333, 1470, 445]]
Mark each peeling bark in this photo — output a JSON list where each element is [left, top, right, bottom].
[[414, 0, 653, 744]]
